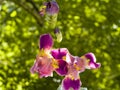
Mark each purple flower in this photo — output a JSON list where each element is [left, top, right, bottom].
[[30, 33, 101, 90], [59, 52, 101, 90], [30, 34, 54, 78], [51, 48, 69, 76], [40, 1, 59, 16]]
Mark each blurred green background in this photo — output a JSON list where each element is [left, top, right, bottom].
[[0, 0, 120, 90]]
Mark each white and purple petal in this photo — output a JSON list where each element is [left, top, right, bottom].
[[30, 55, 54, 78], [74, 57, 86, 73], [62, 77, 82, 90], [39, 34, 53, 50], [85, 53, 101, 69], [66, 53, 75, 64], [66, 53, 86, 73]]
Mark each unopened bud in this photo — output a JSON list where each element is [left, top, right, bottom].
[[54, 28, 62, 42]]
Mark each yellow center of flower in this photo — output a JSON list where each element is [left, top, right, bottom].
[[52, 59, 59, 69], [86, 59, 90, 63], [38, 49, 52, 58], [74, 64, 81, 71], [38, 49, 46, 56], [62, 56, 66, 61], [67, 74, 75, 80], [81, 56, 90, 65]]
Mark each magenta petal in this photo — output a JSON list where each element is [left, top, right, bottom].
[[55, 59, 68, 76], [85, 53, 96, 62], [89, 62, 101, 69], [85, 53, 101, 69], [40, 34, 53, 50], [45, 1, 59, 15], [62, 77, 81, 90], [51, 48, 68, 59]]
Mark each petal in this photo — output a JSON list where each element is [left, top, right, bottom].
[[45, 1, 59, 15], [74, 57, 86, 72], [55, 59, 68, 76], [66, 53, 76, 64], [51, 48, 68, 59], [40, 34, 53, 50], [66, 53, 85, 72], [89, 62, 101, 69], [85, 53, 96, 62], [30, 55, 54, 78], [30, 60, 38, 74], [62, 77, 82, 90], [68, 68, 80, 80], [85, 53, 101, 69]]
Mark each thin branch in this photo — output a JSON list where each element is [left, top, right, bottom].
[[26, 0, 39, 12], [7, 0, 43, 27], [107, 73, 120, 80]]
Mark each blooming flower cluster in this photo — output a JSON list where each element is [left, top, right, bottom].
[[30, 34, 101, 90], [30, 0, 101, 90]]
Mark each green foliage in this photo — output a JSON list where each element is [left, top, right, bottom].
[[0, 0, 120, 90]]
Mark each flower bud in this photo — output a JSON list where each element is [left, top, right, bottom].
[[45, 1, 59, 15], [54, 28, 62, 42], [40, 1, 59, 16]]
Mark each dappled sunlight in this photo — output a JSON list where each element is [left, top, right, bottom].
[[0, 0, 120, 90]]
